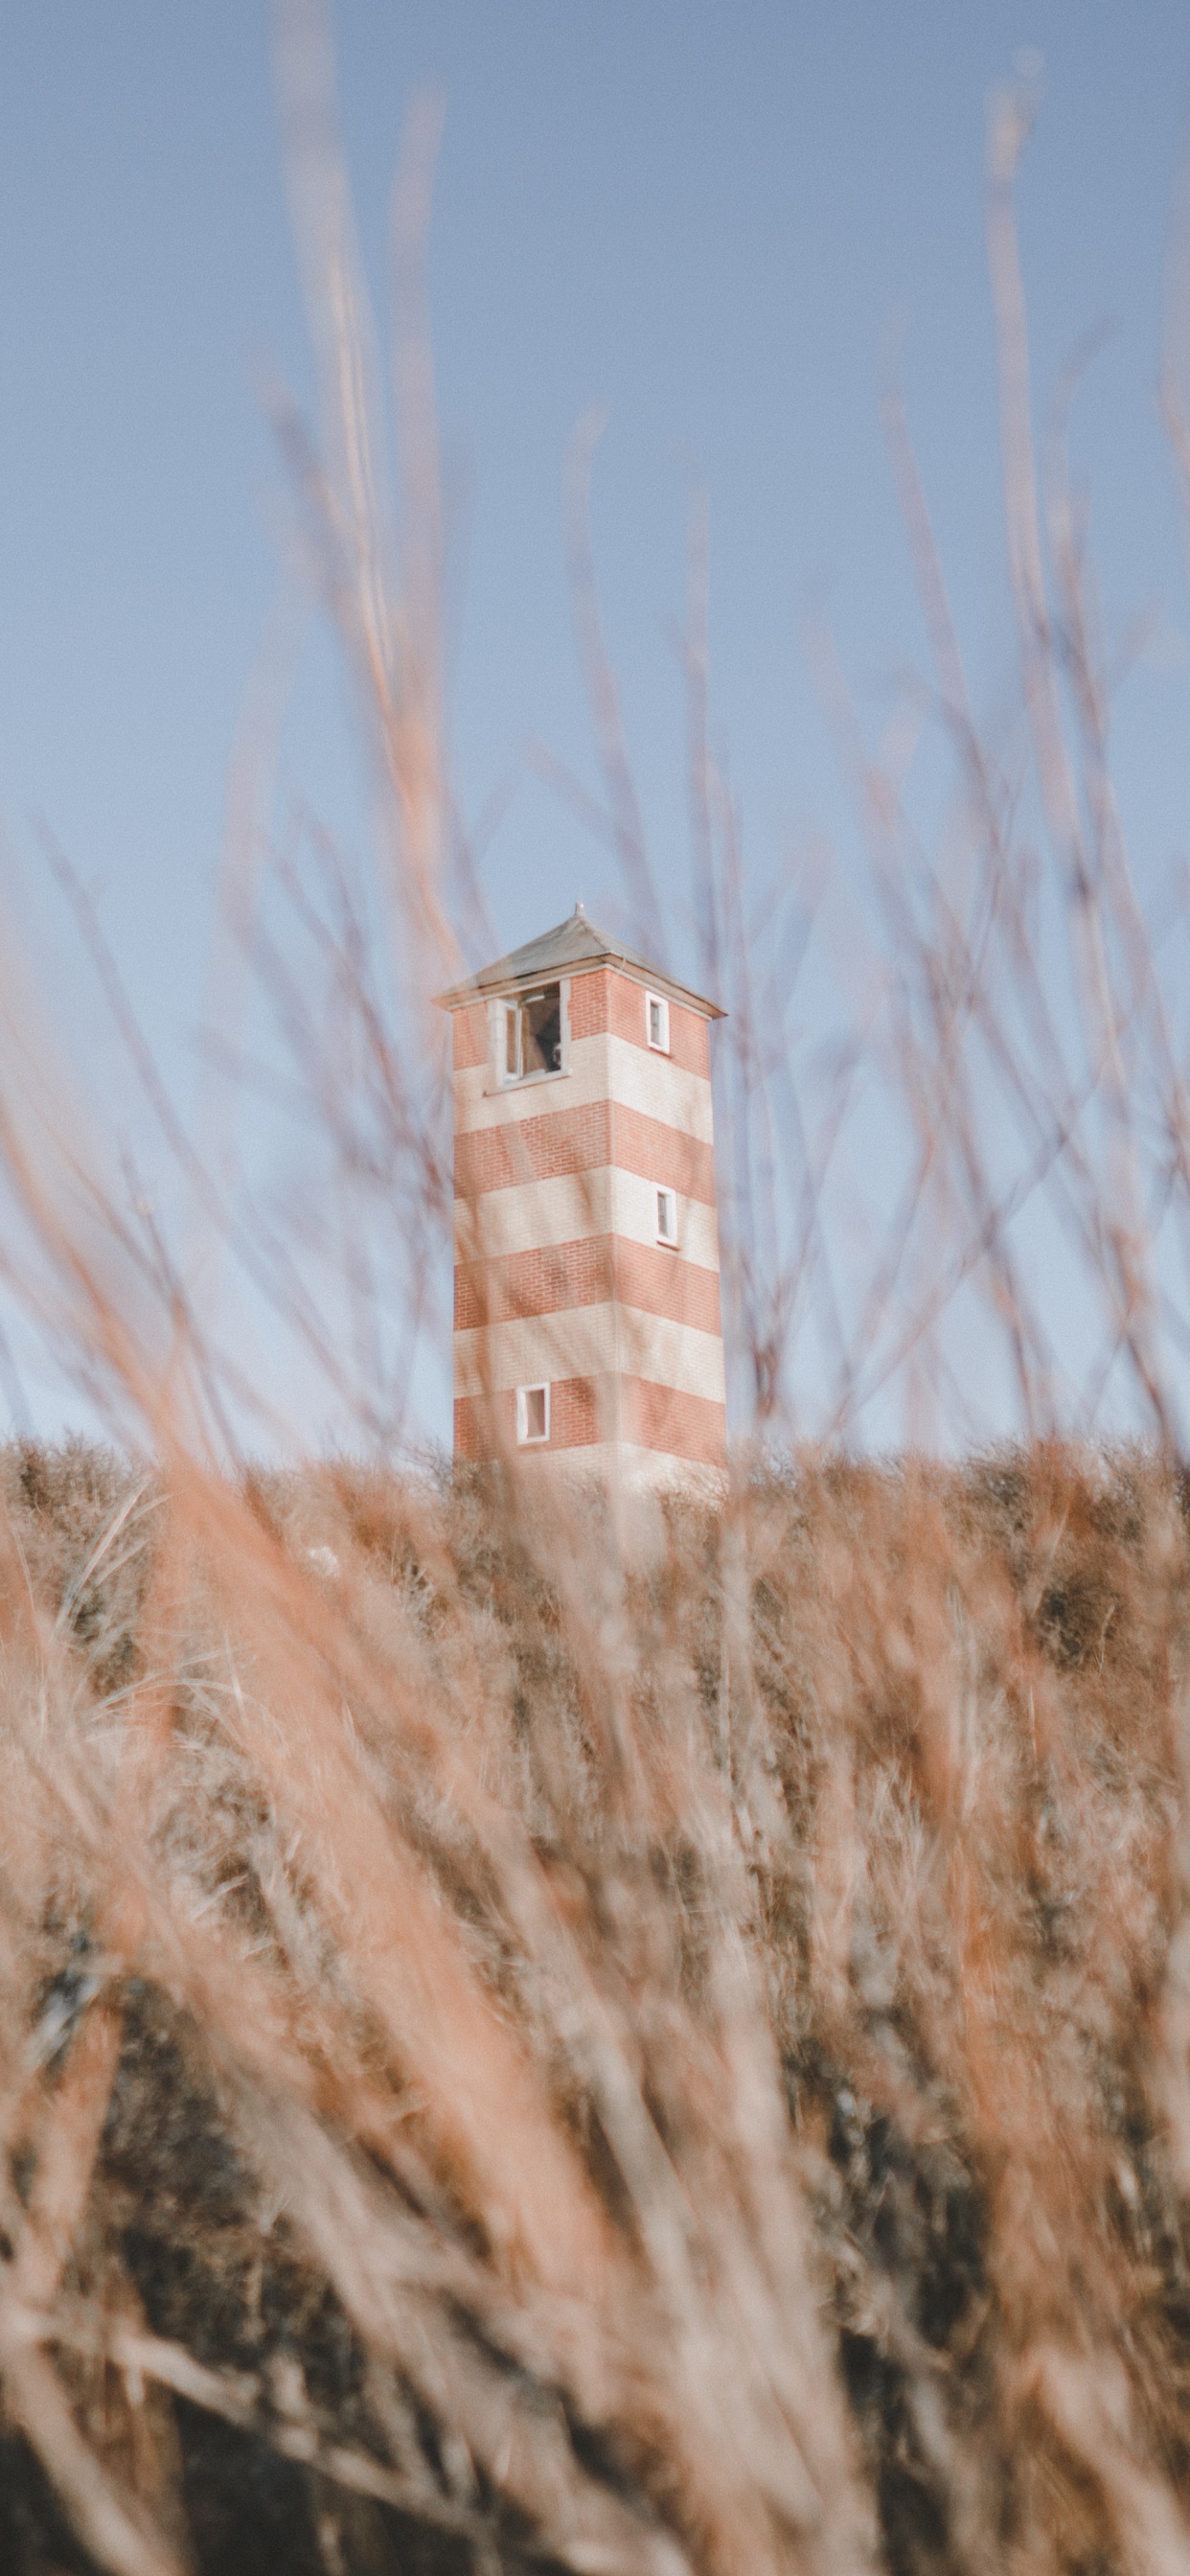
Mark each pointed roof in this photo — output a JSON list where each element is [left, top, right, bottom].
[[434, 903, 724, 1018]]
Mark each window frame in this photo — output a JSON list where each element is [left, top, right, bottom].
[[515, 1382, 551, 1445], [654, 1184, 678, 1250], [501, 997, 521, 1082], [494, 980, 569, 1090], [645, 989, 671, 1054]]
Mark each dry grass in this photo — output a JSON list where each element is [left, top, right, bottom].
[[1, 1442, 1190, 2574]]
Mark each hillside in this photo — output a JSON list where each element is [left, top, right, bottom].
[[1, 1438, 1188, 2576]]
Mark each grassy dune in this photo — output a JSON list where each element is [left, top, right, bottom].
[[0, 1439, 1188, 2573]]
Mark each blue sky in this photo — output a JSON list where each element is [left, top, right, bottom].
[[0, 4, 1187, 1447]]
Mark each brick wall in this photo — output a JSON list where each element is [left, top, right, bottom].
[[451, 1000, 489, 1071], [566, 966, 711, 1076], [454, 1099, 717, 1203], [454, 1371, 726, 1467], [454, 1233, 721, 1333]]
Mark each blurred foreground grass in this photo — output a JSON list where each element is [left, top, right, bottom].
[[1, 1438, 1189, 2576]]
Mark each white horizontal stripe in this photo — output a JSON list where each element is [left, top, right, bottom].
[[513, 1441, 727, 1495], [453, 1031, 713, 1143], [455, 1168, 721, 1269], [454, 1306, 726, 1403]]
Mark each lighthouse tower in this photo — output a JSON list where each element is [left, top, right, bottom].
[[436, 906, 727, 1487]]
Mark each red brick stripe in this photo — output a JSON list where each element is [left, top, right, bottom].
[[455, 1376, 604, 1456], [455, 1373, 725, 1467], [619, 1375, 726, 1464], [566, 965, 711, 1076], [454, 1099, 717, 1204], [451, 1001, 489, 1071], [447, 970, 714, 1074], [454, 1233, 721, 1334]]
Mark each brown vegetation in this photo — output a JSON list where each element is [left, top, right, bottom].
[[0, 1439, 1189, 2574]]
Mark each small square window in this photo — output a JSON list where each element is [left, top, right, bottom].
[[646, 991, 670, 1053], [654, 1186, 677, 1248], [516, 1383, 550, 1443]]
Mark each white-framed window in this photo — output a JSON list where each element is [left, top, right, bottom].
[[654, 1185, 677, 1249], [500, 982, 564, 1085], [646, 989, 670, 1053], [515, 1383, 550, 1444]]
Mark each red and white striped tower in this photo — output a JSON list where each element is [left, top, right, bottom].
[[436, 906, 727, 1487]]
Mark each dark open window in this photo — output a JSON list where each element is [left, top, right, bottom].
[[523, 985, 561, 1073], [502, 982, 562, 1080]]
